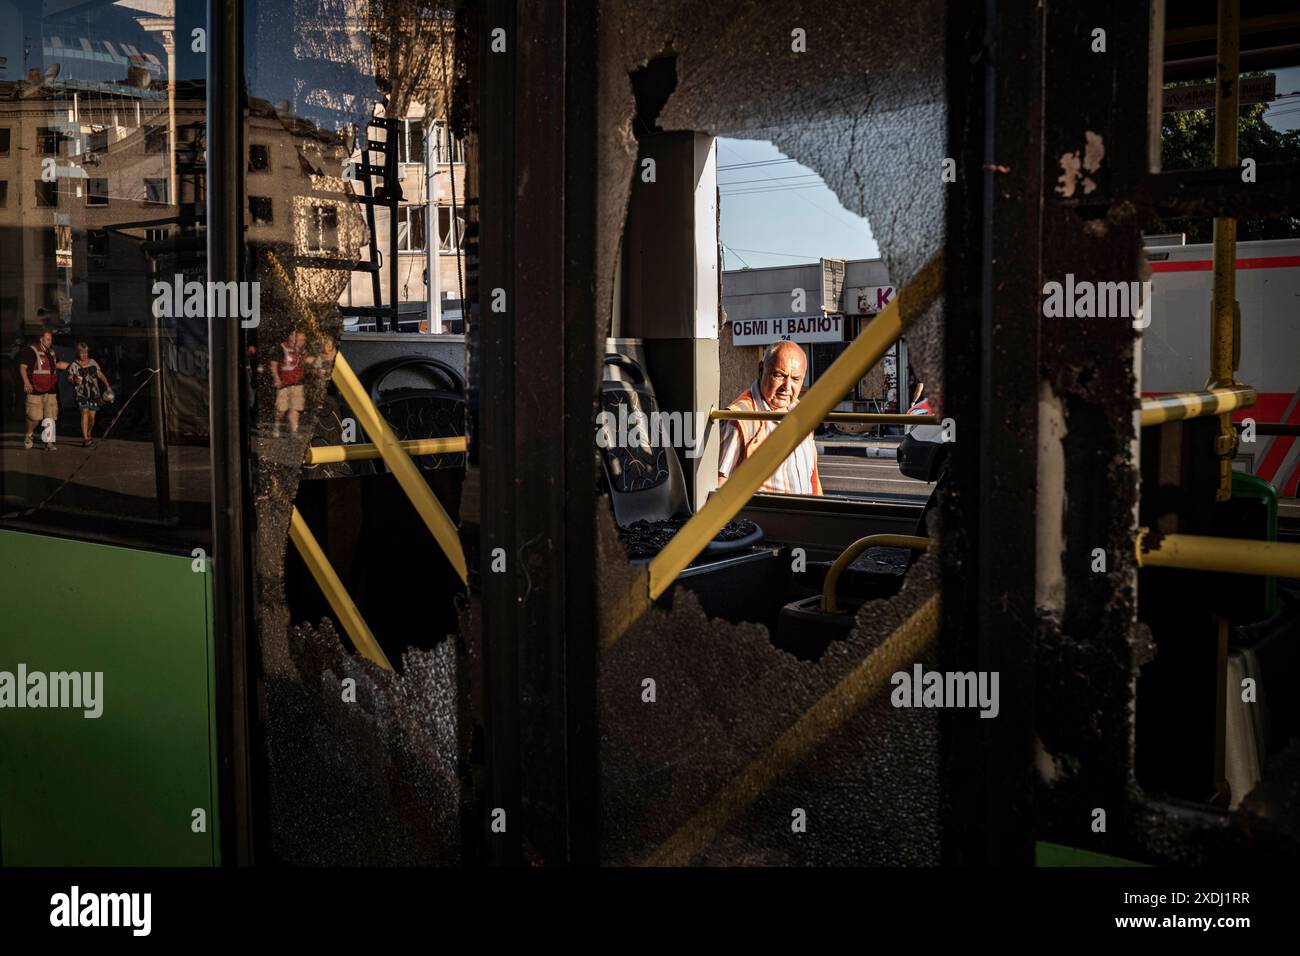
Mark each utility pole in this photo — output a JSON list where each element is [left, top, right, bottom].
[[426, 120, 442, 333]]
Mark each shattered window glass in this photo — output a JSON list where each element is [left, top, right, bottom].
[[242, 0, 467, 864]]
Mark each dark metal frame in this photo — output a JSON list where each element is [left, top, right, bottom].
[[938, 0, 1043, 865], [207, 0, 260, 865], [475, 0, 600, 865], [476, 0, 521, 866], [560, 0, 601, 867], [1019, 0, 1159, 862]]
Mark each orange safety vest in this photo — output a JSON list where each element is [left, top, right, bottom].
[[724, 384, 823, 496]]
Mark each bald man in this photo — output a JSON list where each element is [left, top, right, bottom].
[[717, 340, 823, 496]]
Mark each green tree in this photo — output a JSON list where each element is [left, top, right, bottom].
[[1151, 77, 1300, 242]]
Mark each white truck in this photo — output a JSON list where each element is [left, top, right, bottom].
[[899, 237, 1300, 498]]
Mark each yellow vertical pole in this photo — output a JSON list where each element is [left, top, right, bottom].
[[1209, 0, 1241, 502]]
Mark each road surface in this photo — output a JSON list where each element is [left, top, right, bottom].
[[817, 451, 933, 500]]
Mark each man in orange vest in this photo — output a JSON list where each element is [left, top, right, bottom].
[[717, 340, 823, 496]]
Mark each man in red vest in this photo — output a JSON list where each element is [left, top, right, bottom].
[[271, 329, 312, 437], [20, 329, 69, 450], [717, 340, 823, 496]]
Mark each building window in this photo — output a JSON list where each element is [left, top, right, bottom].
[[431, 123, 465, 164], [305, 204, 340, 252], [87, 129, 108, 154], [0, 128, 10, 155], [437, 204, 464, 253], [397, 119, 425, 165], [146, 227, 170, 244], [249, 195, 273, 223], [397, 205, 426, 252], [145, 127, 168, 154], [38, 127, 63, 155], [35, 180, 58, 207], [87, 229, 109, 257], [249, 143, 269, 172], [87, 178, 109, 206], [144, 178, 169, 204], [0, 181, 7, 208], [88, 282, 111, 313]]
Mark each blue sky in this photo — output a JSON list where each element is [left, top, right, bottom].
[[716, 138, 876, 272], [718, 66, 1300, 273], [1263, 66, 1300, 132]]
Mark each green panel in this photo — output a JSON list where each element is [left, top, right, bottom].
[[1036, 841, 1147, 867], [0, 530, 219, 865]]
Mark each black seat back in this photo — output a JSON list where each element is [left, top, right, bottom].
[[600, 353, 689, 525]]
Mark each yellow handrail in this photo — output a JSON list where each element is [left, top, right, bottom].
[[289, 506, 393, 670], [263, 250, 468, 678], [821, 534, 930, 612], [646, 250, 942, 601], [601, 250, 943, 646], [331, 352, 469, 583], [1139, 387, 1256, 427], [711, 410, 938, 426], [1135, 529, 1300, 578], [305, 435, 468, 465]]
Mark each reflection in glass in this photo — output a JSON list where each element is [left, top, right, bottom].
[[0, 0, 211, 550]]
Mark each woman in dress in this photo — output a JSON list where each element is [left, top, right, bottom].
[[67, 342, 113, 447]]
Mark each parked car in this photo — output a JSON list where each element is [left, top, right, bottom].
[[897, 393, 947, 483]]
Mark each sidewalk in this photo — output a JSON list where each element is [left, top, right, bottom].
[[0, 431, 210, 519]]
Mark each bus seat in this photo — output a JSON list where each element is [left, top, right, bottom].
[[601, 352, 764, 560]]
